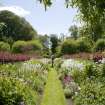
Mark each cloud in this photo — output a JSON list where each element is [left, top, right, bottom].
[[0, 6, 30, 17]]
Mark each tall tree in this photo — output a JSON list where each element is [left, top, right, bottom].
[[50, 34, 58, 54], [38, 0, 105, 41], [0, 10, 37, 42]]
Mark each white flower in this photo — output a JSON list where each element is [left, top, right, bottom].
[[101, 58, 105, 64], [61, 59, 84, 71]]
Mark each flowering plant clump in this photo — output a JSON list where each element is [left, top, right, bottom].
[[62, 74, 79, 98], [20, 59, 48, 72], [101, 58, 105, 64], [61, 59, 85, 72], [0, 52, 30, 63], [93, 55, 103, 63], [38, 58, 50, 64], [93, 54, 105, 64]]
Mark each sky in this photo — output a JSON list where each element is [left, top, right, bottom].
[[1, 0, 78, 35]]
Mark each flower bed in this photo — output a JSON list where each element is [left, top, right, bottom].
[[0, 52, 30, 63], [63, 52, 105, 60]]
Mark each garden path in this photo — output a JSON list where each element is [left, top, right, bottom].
[[66, 98, 73, 105]]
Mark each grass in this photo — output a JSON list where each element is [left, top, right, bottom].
[[41, 69, 67, 105]]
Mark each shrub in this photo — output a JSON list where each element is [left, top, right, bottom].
[[64, 81, 79, 98], [12, 40, 42, 53], [61, 39, 78, 54], [41, 70, 66, 105], [27, 40, 42, 51], [77, 38, 91, 52], [12, 41, 27, 53], [64, 88, 73, 98], [0, 76, 39, 105], [94, 39, 105, 52], [0, 41, 10, 51]]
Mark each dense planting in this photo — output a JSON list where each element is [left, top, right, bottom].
[[1, 1, 105, 105], [0, 77, 38, 105], [0, 52, 30, 63], [0, 59, 49, 105]]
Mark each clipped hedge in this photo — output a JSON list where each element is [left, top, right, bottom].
[[12, 40, 42, 53], [94, 39, 105, 52], [27, 40, 42, 51], [0, 41, 10, 51], [41, 70, 66, 105], [12, 41, 26, 53], [0, 76, 39, 105], [61, 39, 78, 54]]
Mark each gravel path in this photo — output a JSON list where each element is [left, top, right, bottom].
[[66, 98, 74, 105]]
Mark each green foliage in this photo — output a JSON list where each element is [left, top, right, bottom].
[[0, 76, 38, 105], [74, 80, 105, 105], [61, 39, 78, 54], [69, 25, 79, 40], [0, 60, 48, 93], [0, 22, 6, 31], [64, 87, 73, 98], [39, 0, 105, 41], [69, 0, 105, 41], [41, 70, 66, 105], [38, 0, 52, 10], [70, 62, 105, 105], [12, 41, 27, 53], [0, 10, 37, 41], [50, 34, 58, 54], [12, 40, 42, 53], [71, 69, 85, 84], [64, 82, 79, 98], [27, 40, 42, 51], [84, 63, 98, 78], [0, 41, 10, 51], [77, 38, 91, 52], [94, 39, 105, 52], [101, 64, 105, 77], [60, 37, 93, 55]]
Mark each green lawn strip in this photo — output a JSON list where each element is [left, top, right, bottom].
[[41, 69, 67, 105]]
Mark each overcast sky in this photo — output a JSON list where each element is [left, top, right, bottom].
[[1, 0, 78, 35]]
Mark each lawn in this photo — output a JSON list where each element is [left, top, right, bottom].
[[41, 70, 67, 105]]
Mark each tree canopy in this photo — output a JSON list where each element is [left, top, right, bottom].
[[39, 0, 105, 41], [0, 10, 37, 42], [50, 34, 58, 54]]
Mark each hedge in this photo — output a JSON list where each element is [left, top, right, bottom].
[[77, 38, 91, 52], [0, 41, 10, 51], [12, 41, 26, 53], [12, 40, 42, 53], [61, 39, 78, 54]]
